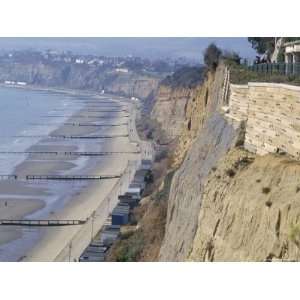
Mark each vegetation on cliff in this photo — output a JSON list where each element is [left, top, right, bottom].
[[229, 62, 300, 85], [161, 66, 204, 88]]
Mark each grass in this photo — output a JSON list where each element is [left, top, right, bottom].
[[228, 62, 300, 86], [112, 230, 145, 262], [289, 224, 300, 248]]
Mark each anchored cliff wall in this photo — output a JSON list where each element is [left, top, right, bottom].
[[226, 83, 300, 157]]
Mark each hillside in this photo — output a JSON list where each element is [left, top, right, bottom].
[[113, 60, 300, 262], [0, 57, 162, 100]]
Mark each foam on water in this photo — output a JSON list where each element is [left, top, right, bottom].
[[0, 87, 84, 174]]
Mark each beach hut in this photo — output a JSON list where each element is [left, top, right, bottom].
[[100, 225, 120, 246], [128, 184, 142, 196], [112, 203, 130, 225], [118, 194, 138, 209], [141, 159, 152, 170]]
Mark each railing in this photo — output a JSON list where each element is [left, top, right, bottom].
[[222, 67, 230, 105], [249, 63, 300, 76]]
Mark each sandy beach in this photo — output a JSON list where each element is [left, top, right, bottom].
[[0, 88, 149, 261]]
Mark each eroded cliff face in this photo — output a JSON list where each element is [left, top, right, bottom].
[[150, 85, 197, 143], [158, 63, 300, 262], [0, 62, 160, 99], [158, 64, 244, 261], [189, 148, 300, 261]]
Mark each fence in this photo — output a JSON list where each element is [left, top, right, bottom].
[[249, 63, 300, 76]]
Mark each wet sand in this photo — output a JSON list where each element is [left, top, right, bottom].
[[0, 90, 141, 261]]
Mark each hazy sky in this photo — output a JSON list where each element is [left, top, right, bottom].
[[0, 37, 256, 62]]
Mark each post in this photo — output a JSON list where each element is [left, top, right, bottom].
[[91, 210, 96, 242], [68, 241, 72, 262]]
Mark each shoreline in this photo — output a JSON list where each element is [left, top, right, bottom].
[[0, 85, 139, 261], [0, 82, 125, 101], [23, 98, 143, 261]]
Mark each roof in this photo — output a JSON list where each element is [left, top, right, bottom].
[[284, 40, 300, 47]]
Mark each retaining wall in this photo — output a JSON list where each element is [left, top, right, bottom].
[[226, 82, 300, 157]]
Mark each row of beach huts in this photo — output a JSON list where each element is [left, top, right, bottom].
[[79, 159, 152, 262]]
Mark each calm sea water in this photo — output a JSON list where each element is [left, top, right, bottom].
[[0, 87, 87, 261], [0, 86, 83, 174]]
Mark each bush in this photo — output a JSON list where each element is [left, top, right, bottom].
[[204, 43, 222, 71], [154, 149, 168, 162], [161, 66, 204, 88], [262, 187, 271, 194], [114, 230, 145, 262], [229, 62, 300, 86], [265, 200, 272, 208], [222, 50, 241, 65], [225, 168, 236, 178]]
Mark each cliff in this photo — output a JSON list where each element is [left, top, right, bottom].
[[150, 66, 204, 145], [188, 148, 300, 261], [107, 60, 300, 262], [159, 63, 244, 260], [157, 62, 300, 261], [0, 61, 160, 99]]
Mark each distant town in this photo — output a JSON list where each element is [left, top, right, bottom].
[[0, 49, 199, 81]]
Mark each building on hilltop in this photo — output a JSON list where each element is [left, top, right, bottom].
[[284, 40, 300, 64]]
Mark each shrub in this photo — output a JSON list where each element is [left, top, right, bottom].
[[262, 187, 271, 194], [265, 200, 272, 208], [204, 43, 222, 71], [228, 62, 300, 86], [161, 66, 204, 88], [154, 149, 168, 162], [222, 50, 241, 65], [225, 168, 236, 178], [115, 230, 145, 262]]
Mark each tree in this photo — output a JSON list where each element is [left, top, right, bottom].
[[203, 43, 222, 71], [248, 37, 275, 54]]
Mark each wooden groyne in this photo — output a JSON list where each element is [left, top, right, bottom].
[[30, 122, 128, 127], [42, 115, 129, 119], [0, 219, 86, 226], [83, 109, 129, 113], [25, 174, 121, 180], [0, 175, 17, 180], [10, 134, 129, 139], [0, 150, 140, 156], [0, 174, 122, 181]]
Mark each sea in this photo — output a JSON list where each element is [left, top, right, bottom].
[[0, 86, 102, 261], [0, 86, 84, 174]]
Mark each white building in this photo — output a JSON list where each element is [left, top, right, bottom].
[[284, 40, 300, 64], [17, 81, 27, 86], [75, 59, 84, 64], [115, 68, 129, 73]]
